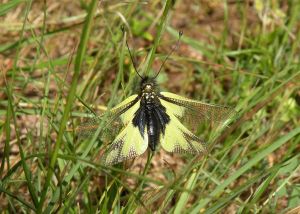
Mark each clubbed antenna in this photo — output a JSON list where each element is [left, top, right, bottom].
[[154, 31, 183, 79], [121, 26, 143, 80]]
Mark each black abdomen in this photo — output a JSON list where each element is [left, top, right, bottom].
[[147, 108, 160, 151], [132, 95, 170, 152]]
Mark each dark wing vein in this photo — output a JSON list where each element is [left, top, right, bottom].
[[76, 95, 140, 139], [159, 92, 236, 128]]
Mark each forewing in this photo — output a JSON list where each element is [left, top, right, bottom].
[[160, 113, 207, 154], [159, 92, 235, 128], [76, 94, 140, 139], [102, 121, 148, 165], [111, 94, 141, 124]]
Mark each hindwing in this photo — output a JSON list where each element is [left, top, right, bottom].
[[161, 114, 207, 154], [102, 120, 148, 165]]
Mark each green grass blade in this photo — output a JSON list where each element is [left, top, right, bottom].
[[4, 75, 39, 208], [37, 0, 99, 212], [174, 169, 199, 214], [143, 0, 174, 76], [0, 185, 36, 211], [0, 0, 24, 16], [191, 127, 300, 212]]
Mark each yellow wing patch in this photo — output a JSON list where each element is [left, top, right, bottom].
[[160, 113, 207, 154], [102, 98, 147, 165], [111, 94, 139, 124], [159, 96, 185, 118], [159, 96, 207, 154], [102, 121, 148, 165]]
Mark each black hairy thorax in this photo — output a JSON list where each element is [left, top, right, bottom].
[[132, 77, 170, 151]]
